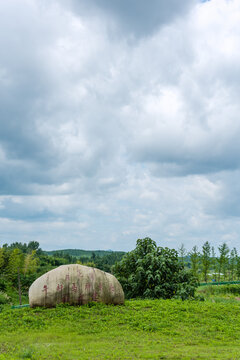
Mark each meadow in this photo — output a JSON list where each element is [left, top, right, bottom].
[[1, 286, 240, 360]]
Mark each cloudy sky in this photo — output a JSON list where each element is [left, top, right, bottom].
[[1, 0, 240, 252]]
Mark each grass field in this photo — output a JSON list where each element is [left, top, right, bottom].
[[1, 292, 240, 360]]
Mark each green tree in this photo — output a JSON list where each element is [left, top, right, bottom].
[[27, 241, 41, 254], [201, 241, 211, 282], [0, 248, 4, 270], [189, 246, 200, 280], [76, 260, 95, 268], [211, 246, 218, 281], [229, 248, 237, 281], [113, 237, 198, 300], [236, 256, 240, 280], [23, 250, 39, 275], [7, 248, 24, 280], [218, 242, 229, 281], [7, 248, 24, 305], [178, 243, 186, 267]]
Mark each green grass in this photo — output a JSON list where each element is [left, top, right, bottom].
[[197, 284, 240, 303], [1, 298, 240, 359]]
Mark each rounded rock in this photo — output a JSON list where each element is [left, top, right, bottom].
[[29, 264, 124, 307]]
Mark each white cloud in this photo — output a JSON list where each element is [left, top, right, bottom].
[[0, 0, 240, 252]]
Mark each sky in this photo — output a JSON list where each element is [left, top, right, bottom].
[[1, 0, 240, 252]]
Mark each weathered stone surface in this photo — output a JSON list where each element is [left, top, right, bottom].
[[29, 264, 124, 307]]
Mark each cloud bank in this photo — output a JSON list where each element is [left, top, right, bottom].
[[0, 0, 240, 252]]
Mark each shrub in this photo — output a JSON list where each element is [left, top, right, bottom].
[[0, 291, 10, 305], [0, 277, 8, 291], [113, 237, 198, 300]]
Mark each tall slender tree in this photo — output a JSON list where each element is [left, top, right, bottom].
[[237, 256, 240, 280], [218, 242, 230, 281], [7, 248, 24, 305], [233, 248, 238, 280], [211, 246, 218, 281], [178, 243, 186, 267], [229, 248, 237, 281], [189, 246, 200, 280], [23, 250, 39, 275], [201, 241, 211, 282], [7, 248, 24, 280], [0, 248, 4, 270]]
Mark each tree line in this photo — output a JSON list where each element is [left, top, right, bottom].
[[179, 241, 240, 283]]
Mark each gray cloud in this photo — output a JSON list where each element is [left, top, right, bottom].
[[69, 0, 197, 37], [1, 0, 240, 252]]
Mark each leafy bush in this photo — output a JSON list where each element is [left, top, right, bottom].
[[0, 277, 8, 291], [19, 347, 34, 359], [0, 291, 10, 305], [113, 237, 198, 300]]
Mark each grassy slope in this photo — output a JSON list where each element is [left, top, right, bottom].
[[1, 299, 240, 360]]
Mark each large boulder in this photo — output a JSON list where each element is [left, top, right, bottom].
[[29, 264, 124, 307]]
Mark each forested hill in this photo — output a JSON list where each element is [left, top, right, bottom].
[[45, 249, 125, 258]]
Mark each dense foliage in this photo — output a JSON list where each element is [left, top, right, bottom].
[[113, 237, 198, 300]]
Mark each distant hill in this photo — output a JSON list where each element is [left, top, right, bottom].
[[45, 249, 125, 258]]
